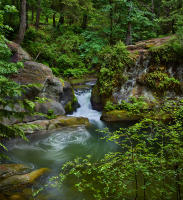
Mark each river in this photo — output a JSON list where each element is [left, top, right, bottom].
[[6, 82, 119, 200]]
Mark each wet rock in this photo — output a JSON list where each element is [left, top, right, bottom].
[[41, 77, 63, 102], [0, 168, 49, 192], [7, 41, 32, 62], [35, 100, 65, 116], [11, 61, 53, 85], [25, 116, 90, 133], [101, 110, 141, 122], [91, 84, 114, 111], [48, 116, 90, 130], [0, 164, 30, 181], [61, 81, 79, 113], [91, 84, 103, 111]]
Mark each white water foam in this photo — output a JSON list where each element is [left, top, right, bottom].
[[70, 89, 105, 128]]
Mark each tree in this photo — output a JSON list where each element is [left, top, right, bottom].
[[35, 0, 41, 29], [16, 0, 26, 44], [0, 4, 42, 160]]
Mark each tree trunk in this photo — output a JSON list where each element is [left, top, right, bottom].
[[57, 14, 64, 27], [26, 2, 29, 29], [57, 4, 64, 28], [16, 0, 26, 44], [45, 16, 48, 23], [126, 1, 132, 45], [35, 0, 41, 30], [151, 0, 155, 14], [126, 21, 132, 45], [53, 13, 56, 27], [109, 0, 113, 45], [81, 14, 88, 29], [31, 7, 34, 22]]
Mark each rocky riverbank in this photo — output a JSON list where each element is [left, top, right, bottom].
[[91, 36, 183, 122]]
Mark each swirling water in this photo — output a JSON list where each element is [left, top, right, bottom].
[[6, 86, 118, 200]]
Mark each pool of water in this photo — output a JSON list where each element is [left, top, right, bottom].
[[5, 85, 120, 200]]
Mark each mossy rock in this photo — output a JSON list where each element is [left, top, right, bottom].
[[101, 110, 171, 123], [48, 116, 90, 130], [91, 84, 114, 111], [0, 164, 30, 181], [0, 168, 50, 193], [101, 110, 142, 122], [64, 94, 79, 114]]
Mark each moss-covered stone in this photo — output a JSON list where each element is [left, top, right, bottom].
[[138, 71, 182, 95], [101, 110, 142, 122], [25, 116, 90, 133], [0, 168, 50, 193], [48, 116, 90, 130], [101, 110, 171, 122], [0, 164, 30, 181], [64, 92, 79, 114], [69, 77, 97, 86], [91, 83, 115, 111]]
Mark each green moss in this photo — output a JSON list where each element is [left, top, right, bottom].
[[149, 36, 183, 64], [101, 110, 142, 122], [101, 109, 171, 122], [140, 71, 181, 95], [65, 101, 73, 113], [97, 41, 132, 96], [64, 93, 78, 114]]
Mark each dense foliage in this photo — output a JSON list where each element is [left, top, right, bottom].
[[0, 5, 41, 160], [46, 102, 183, 200], [1, 0, 183, 78], [1, 0, 183, 199]]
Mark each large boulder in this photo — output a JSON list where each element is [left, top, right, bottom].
[[35, 100, 65, 116], [101, 110, 141, 122], [24, 115, 90, 133], [60, 81, 79, 113], [7, 41, 32, 62], [41, 77, 63, 102], [11, 61, 53, 85], [0, 168, 49, 193], [5, 42, 79, 121], [0, 164, 30, 181], [91, 84, 115, 111]]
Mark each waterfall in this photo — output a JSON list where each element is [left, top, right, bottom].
[[70, 89, 104, 128]]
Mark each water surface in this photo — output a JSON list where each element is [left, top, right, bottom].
[[6, 85, 119, 200]]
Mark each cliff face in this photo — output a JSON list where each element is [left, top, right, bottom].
[[91, 36, 183, 111]]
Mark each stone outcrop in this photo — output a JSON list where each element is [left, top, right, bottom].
[[24, 115, 90, 134], [7, 41, 32, 62], [101, 110, 141, 122], [101, 110, 171, 123], [91, 36, 183, 113], [0, 164, 30, 181], [5, 42, 78, 123], [0, 164, 49, 195]]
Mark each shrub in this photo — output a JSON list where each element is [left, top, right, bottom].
[[97, 41, 132, 96], [141, 71, 181, 94]]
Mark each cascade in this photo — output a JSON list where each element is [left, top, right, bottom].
[[70, 81, 105, 128], [5, 81, 117, 200]]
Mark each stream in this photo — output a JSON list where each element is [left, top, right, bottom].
[[6, 82, 119, 200]]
